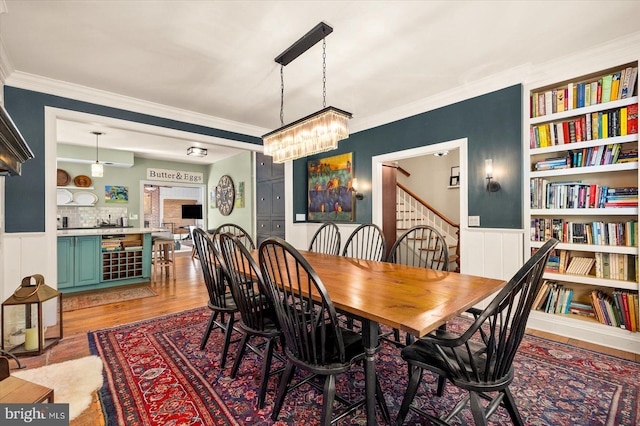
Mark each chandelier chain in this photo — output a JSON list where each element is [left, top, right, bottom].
[[322, 38, 326, 108], [280, 64, 284, 126]]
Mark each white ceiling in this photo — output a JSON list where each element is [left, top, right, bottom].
[[1, 1, 639, 164]]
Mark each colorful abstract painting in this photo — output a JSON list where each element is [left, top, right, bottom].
[[105, 185, 128, 203], [307, 152, 354, 221]]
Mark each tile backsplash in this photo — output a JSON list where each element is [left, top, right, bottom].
[[57, 206, 128, 228]]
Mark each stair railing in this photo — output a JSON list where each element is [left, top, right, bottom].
[[396, 182, 460, 272]]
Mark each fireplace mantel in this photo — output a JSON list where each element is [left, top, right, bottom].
[[0, 105, 33, 176]]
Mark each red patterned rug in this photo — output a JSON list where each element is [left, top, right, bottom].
[[89, 307, 640, 425]]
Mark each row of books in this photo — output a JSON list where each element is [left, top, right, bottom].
[[533, 144, 637, 171], [545, 251, 596, 275], [530, 66, 638, 118], [530, 180, 638, 209], [533, 281, 575, 314], [530, 218, 637, 247], [591, 290, 640, 331], [533, 282, 640, 332], [530, 105, 638, 148], [594, 252, 638, 282], [101, 238, 122, 252]]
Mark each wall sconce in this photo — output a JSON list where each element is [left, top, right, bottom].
[[352, 178, 364, 200], [485, 159, 501, 192]]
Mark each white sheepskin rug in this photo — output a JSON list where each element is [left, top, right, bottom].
[[13, 355, 104, 420]]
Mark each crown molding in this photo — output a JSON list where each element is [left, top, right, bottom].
[[0, 37, 13, 85], [522, 31, 640, 90], [350, 31, 640, 134], [4, 70, 269, 138], [350, 64, 529, 134]]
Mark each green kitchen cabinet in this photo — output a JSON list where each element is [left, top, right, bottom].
[[57, 236, 101, 289]]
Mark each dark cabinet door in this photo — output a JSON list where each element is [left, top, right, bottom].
[[271, 179, 285, 215], [256, 153, 272, 182], [257, 182, 273, 216], [256, 152, 285, 243]]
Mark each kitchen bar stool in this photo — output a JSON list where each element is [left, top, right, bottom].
[[152, 238, 175, 282]]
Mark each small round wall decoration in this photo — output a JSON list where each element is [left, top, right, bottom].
[[216, 175, 235, 216]]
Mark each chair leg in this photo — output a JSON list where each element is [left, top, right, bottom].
[[199, 311, 218, 350], [502, 387, 524, 426], [436, 375, 446, 397], [321, 374, 336, 426], [375, 376, 390, 423], [469, 391, 488, 426], [219, 312, 235, 368], [230, 333, 249, 378], [396, 365, 423, 425], [393, 328, 401, 342], [271, 361, 295, 421], [258, 337, 276, 409]]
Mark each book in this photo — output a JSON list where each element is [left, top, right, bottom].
[[628, 104, 638, 135], [601, 74, 613, 103], [610, 72, 621, 101], [620, 66, 634, 98], [556, 90, 565, 113]]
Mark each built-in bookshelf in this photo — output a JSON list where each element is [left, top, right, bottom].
[[525, 61, 640, 352]]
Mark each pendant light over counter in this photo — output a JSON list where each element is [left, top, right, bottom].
[[91, 131, 104, 177]]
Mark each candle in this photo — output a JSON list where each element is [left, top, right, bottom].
[[24, 327, 39, 351]]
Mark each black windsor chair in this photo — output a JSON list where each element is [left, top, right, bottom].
[[211, 223, 256, 250], [192, 227, 239, 367], [395, 238, 559, 426], [341, 223, 386, 330], [385, 225, 450, 346], [259, 237, 390, 425], [217, 233, 283, 409], [308, 221, 341, 255], [341, 223, 386, 261]]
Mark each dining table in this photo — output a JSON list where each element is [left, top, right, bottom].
[[251, 249, 506, 425]]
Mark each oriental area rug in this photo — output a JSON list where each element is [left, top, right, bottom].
[[63, 284, 157, 312], [89, 307, 640, 425]]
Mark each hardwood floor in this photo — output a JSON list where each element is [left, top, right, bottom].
[[7, 251, 640, 425]]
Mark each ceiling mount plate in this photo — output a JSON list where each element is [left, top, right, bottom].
[[274, 22, 333, 66]]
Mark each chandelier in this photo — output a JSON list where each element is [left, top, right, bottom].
[[263, 22, 352, 163]]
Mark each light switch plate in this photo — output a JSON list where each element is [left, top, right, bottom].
[[468, 216, 480, 227]]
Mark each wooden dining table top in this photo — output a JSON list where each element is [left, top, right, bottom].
[[251, 249, 506, 338]]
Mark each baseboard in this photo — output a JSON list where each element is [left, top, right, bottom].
[[528, 310, 640, 355]]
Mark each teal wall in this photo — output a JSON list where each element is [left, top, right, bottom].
[[3, 86, 261, 233], [207, 151, 254, 235], [292, 85, 523, 229]]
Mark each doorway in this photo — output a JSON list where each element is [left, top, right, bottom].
[[371, 138, 468, 249]]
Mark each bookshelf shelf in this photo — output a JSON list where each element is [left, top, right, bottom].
[[543, 272, 637, 291], [526, 61, 640, 347], [530, 240, 638, 255], [530, 134, 638, 156], [530, 208, 638, 216], [530, 162, 638, 178], [530, 96, 638, 125]]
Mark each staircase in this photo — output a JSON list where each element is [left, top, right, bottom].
[[396, 182, 460, 272]]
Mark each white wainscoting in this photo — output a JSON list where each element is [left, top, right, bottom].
[[1, 232, 55, 304]]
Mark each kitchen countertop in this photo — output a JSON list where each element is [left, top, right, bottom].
[[57, 227, 166, 236]]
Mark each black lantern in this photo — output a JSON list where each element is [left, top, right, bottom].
[[1, 274, 63, 356]]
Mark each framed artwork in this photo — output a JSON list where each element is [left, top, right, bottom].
[[235, 181, 245, 208], [307, 152, 354, 222], [105, 185, 128, 203], [449, 166, 460, 187]]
